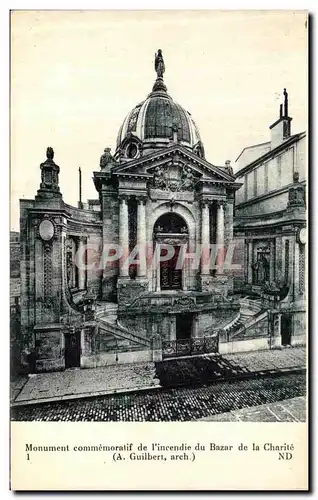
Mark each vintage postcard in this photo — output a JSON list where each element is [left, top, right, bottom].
[[10, 10, 308, 490]]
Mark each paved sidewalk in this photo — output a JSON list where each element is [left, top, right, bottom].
[[11, 346, 305, 407], [222, 346, 306, 373], [10, 375, 28, 403], [12, 362, 160, 406], [199, 396, 306, 422], [156, 346, 306, 388]]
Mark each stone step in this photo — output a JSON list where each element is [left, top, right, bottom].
[[105, 314, 118, 324], [98, 318, 151, 347], [240, 314, 252, 323]]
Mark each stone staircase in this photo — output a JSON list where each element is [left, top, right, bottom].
[[96, 301, 119, 322], [239, 296, 262, 313], [221, 296, 264, 339], [96, 302, 150, 348], [239, 311, 253, 323]]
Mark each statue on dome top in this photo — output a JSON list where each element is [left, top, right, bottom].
[[46, 147, 54, 161], [155, 49, 165, 78]]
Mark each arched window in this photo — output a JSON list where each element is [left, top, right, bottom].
[[153, 213, 188, 234]]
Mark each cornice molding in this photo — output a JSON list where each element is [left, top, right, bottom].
[[112, 144, 235, 183]]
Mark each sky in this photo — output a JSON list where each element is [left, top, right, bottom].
[[10, 10, 307, 231]]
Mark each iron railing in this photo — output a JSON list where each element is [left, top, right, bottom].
[[162, 335, 218, 358]]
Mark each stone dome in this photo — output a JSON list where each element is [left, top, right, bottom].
[[115, 51, 205, 161]]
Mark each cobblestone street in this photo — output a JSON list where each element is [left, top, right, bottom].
[[11, 371, 306, 422]]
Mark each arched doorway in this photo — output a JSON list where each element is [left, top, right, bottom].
[[153, 213, 188, 291]]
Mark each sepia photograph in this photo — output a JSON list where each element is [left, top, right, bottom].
[[9, 8, 309, 491]]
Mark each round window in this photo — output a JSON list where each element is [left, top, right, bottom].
[[126, 143, 138, 159]]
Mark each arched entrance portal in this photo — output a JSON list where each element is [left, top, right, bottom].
[[153, 213, 188, 291]]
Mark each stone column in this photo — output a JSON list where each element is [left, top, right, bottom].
[[271, 312, 282, 348], [216, 200, 225, 274], [77, 237, 86, 290], [119, 196, 129, 277], [136, 197, 147, 278], [155, 246, 161, 292], [270, 239, 275, 283], [247, 239, 253, 284], [200, 199, 210, 275], [225, 200, 234, 244], [182, 244, 189, 291]]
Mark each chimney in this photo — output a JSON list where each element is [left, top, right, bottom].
[[269, 88, 292, 149]]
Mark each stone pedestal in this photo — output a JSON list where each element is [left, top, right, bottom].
[[117, 278, 148, 308], [169, 316, 176, 341], [290, 308, 306, 346], [34, 323, 65, 372], [269, 311, 282, 349], [200, 274, 229, 295], [151, 334, 162, 362]]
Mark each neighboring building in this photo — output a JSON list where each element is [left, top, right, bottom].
[[19, 51, 243, 373], [234, 89, 307, 347]]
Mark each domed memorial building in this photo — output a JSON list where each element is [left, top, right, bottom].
[[19, 50, 303, 373]]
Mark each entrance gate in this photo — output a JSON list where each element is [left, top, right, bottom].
[[160, 246, 182, 290], [154, 213, 188, 292], [162, 334, 219, 359]]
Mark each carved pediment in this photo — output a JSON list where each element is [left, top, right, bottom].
[[149, 162, 199, 192], [112, 145, 235, 186]]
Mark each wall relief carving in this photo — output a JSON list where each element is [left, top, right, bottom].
[[151, 164, 199, 192], [173, 296, 195, 309]]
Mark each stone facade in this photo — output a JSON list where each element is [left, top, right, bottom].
[[16, 56, 306, 373]]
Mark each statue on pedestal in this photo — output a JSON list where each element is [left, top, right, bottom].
[[253, 254, 269, 285], [100, 147, 114, 169]]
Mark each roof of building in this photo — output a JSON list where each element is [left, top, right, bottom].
[[235, 140, 271, 162], [235, 131, 306, 178]]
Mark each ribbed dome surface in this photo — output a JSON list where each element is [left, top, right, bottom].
[[116, 94, 201, 148], [145, 97, 191, 141]]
